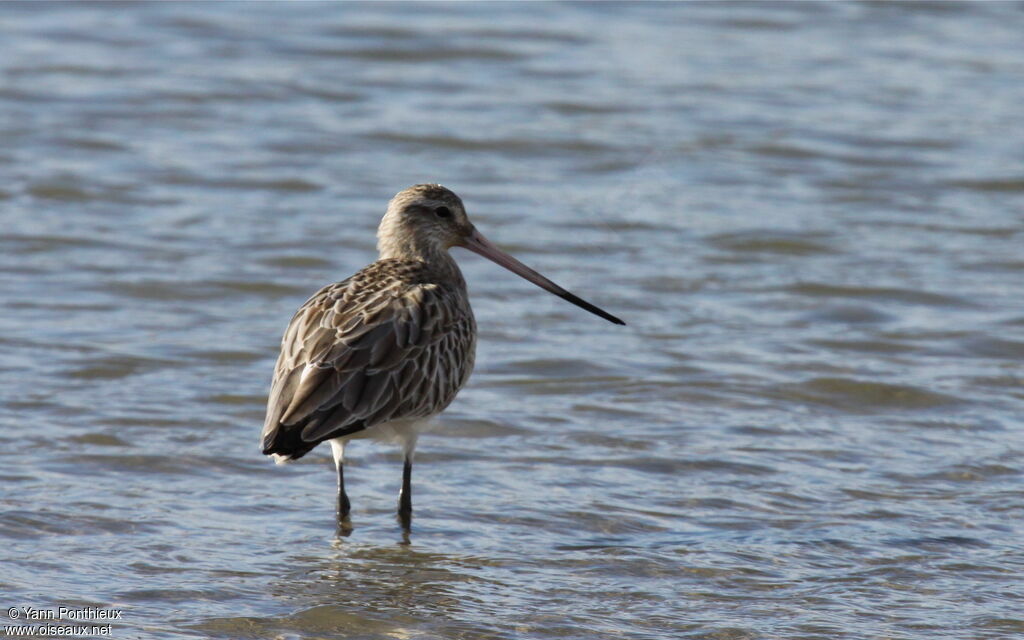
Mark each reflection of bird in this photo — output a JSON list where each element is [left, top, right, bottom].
[[261, 184, 624, 531]]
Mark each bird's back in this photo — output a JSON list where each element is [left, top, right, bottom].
[[261, 259, 476, 461]]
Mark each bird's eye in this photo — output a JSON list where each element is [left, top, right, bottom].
[[434, 206, 452, 219]]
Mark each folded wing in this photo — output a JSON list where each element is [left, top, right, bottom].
[[261, 263, 472, 460]]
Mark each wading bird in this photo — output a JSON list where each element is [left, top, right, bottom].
[[261, 184, 624, 531]]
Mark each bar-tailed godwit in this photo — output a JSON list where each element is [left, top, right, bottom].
[[261, 184, 624, 530]]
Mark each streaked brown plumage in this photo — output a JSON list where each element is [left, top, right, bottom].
[[261, 258, 476, 460], [261, 184, 623, 531]]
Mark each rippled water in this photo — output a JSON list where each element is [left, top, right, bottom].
[[2, 2, 1023, 638]]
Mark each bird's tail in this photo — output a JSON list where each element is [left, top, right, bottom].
[[261, 422, 319, 462]]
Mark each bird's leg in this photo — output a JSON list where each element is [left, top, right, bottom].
[[398, 455, 413, 530], [331, 440, 352, 534], [336, 462, 351, 518]]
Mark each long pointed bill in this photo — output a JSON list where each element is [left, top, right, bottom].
[[460, 228, 625, 325]]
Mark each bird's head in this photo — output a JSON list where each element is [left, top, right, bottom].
[[377, 184, 473, 258], [377, 183, 625, 325]]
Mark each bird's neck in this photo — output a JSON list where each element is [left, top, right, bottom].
[[378, 238, 464, 284]]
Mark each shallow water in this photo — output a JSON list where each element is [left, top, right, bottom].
[[2, 2, 1023, 639]]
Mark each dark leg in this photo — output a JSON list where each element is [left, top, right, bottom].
[[398, 456, 412, 530], [337, 462, 351, 519], [330, 440, 352, 535], [336, 461, 353, 535]]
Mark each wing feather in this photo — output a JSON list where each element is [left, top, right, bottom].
[[261, 261, 475, 459]]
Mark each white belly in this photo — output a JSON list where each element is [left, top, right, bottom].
[[327, 416, 438, 465]]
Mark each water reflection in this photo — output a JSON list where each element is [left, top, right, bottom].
[[195, 541, 503, 639]]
